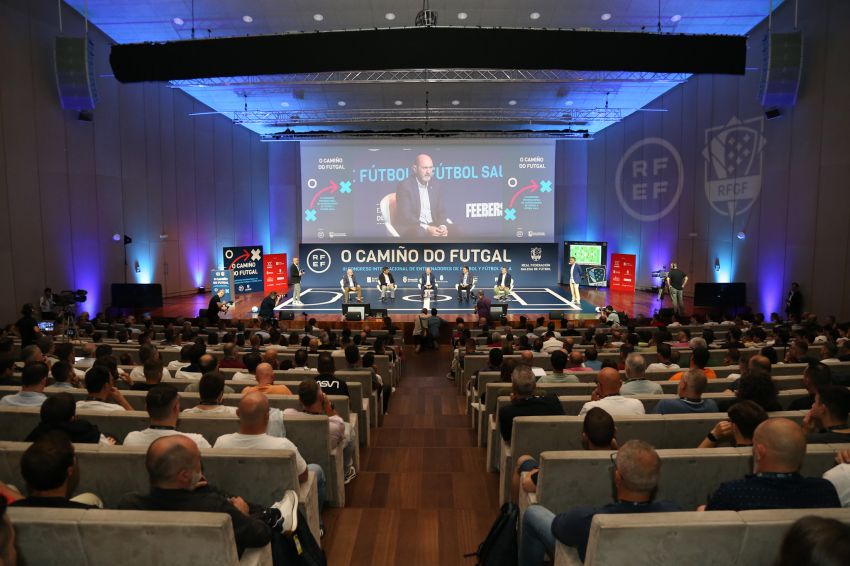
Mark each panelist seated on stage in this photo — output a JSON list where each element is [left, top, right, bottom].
[[341, 268, 364, 303], [493, 267, 513, 300], [378, 266, 397, 300], [419, 268, 438, 300], [456, 266, 475, 301], [394, 153, 449, 238]]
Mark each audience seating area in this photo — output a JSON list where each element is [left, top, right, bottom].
[[3, 314, 850, 564]]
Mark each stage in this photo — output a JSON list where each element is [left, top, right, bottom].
[[152, 285, 695, 324], [274, 286, 598, 317]]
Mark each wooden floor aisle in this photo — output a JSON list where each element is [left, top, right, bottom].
[[322, 345, 500, 565]]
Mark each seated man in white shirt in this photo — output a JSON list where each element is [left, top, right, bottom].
[[287, 349, 317, 373], [646, 343, 681, 372], [578, 367, 646, 417], [129, 343, 171, 381], [124, 384, 211, 449], [541, 332, 564, 354], [166, 344, 193, 372], [620, 353, 663, 395], [232, 352, 263, 382], [214, 392, 326, 515], [181, 373, 238, 416], [0, 362, 49, 407], [76, 365, 133, 412], [284, 378, 356, 484]]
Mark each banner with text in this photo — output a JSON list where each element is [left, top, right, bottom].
[[210, 270, 235, 302], [298, 243, 558, 288], [263, 253, 289, 295], [610, 253, 637, 292], [223, 246, 264, 295]]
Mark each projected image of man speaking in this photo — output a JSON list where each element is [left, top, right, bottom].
[[395, 153, 449, 238]]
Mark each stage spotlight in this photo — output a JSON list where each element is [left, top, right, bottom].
[[714, 258, 721, 272], [736, 231, 746, 240], [197, 286, 206, 294], [112, 233, 121, 242], [123, 235, 133, 245]]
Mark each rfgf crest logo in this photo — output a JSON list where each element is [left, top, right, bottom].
[[703, 116, 767, 218]]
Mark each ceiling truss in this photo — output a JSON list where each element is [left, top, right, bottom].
[[170, 69, 691, 88]]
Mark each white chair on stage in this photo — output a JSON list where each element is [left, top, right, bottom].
[[418, 281, 438, 301], [493, 276, 514, 301], [340, 278, 359, 302], [455, 280, 476, 301]]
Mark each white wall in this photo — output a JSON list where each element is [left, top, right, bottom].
[[0, 0, 270, 322]]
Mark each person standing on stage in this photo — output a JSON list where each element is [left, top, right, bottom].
[[343, 268, 364, 303], [457, 265, 474, 301], [420, 267, 437, 301], [666, 262, 688, 316], [567, 257, 581, 304], [785, 282, 803, 321], [207, 289, 229, 323], [494, 266, 513, 300], [378, 266, 396, 301], [258, 291, 280, 321], [475, 290, 492, 321], [395, 153, 449, 238], [290, 257, 304, 306]]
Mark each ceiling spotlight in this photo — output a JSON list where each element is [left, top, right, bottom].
[[457, 12, 468, 20], [451, 99, 460, 106], [565, 100, 574, 106], [508, 100, 517, 106], [601, 13, 612, 21], [529, 12, 541, 20], [671, 14, 682, 23], [313, 14, 324, 22], [385, 12, 396, 21], [337, 100, 347, 106], [394, 100, 403, 106], [280, 101, 290, 107], [112, 233, 121, 242], [242, 15, 253, 23], [736, 231, 746, 240], [172, 17, 184, 26]]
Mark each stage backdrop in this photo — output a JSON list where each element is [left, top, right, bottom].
[[298, 243, 557, 288]]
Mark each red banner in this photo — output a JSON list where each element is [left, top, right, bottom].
[[610, 253, 637, 292], [264, 253, 288, 294]]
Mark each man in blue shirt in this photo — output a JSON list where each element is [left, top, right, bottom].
[[519, 440, 680, 565], [653, 369, 719, 414], [0, 362, 48, 407], [702, 418, 840, 511]]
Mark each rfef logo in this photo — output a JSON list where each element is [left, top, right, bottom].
[[306, 249, 332, 274], [615, 137, 684, 222]]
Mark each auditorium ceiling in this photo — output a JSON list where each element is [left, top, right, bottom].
[[64, 0, 785, 137]]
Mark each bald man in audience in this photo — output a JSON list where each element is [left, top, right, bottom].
[[564, 350, 591, 372], [702, 418, 840, 511], [519, 440, 680, 565], [578, 367, 645, 417], [215, 392, 326, 518], [118, 435, 273, 557], [620, 353, 662, 395], [242, 363, 292, 396], [653, 369, 719, 414]]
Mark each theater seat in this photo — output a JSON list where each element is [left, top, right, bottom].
[[8, 507, 273, 566], [380, 193, 399, 237]]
